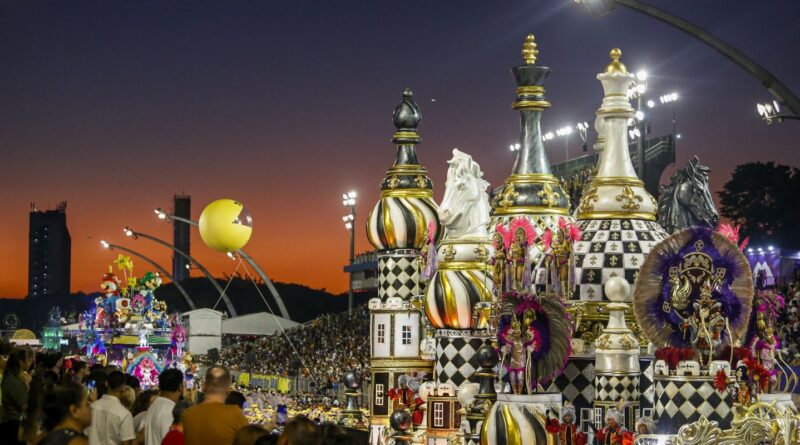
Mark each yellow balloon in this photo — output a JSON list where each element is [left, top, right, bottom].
[[199, 199, 253, 252]]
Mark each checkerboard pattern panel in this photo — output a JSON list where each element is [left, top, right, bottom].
[[378, 252, 419, 300], [640, 358, 655, 410], [595, 374, 639, 403], [573, 219, 667, 301], [435, 335, 488, 387], [545, 357, 595, 416], [654, 377, 732, 434]]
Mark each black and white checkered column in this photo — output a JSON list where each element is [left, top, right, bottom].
[[377, 249, 421, 300], [654, 375, 733, 434], [434, 330, 492, 388]]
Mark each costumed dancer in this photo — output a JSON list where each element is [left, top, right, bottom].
[[508, 217, 535, 291], [634, 417, 655, 438], [715, 361, 759, 406], [418, 221, 438, 283], [491, 224, 511, 296], [748, 290, 784, 392], [594, 406, 632, 445], [543, 218, 582, 298], [546, 402, 587, 445], [501, 318, 530, 394]]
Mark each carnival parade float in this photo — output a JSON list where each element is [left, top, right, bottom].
[[65, 255, 189, 388], [362, 35, 800, 445]]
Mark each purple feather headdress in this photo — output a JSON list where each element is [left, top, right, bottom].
[[633, 227, 754, 349]]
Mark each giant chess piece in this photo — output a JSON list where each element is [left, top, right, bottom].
[[464, 344, 498, 445], [366, 91, 438, 443], [390, 410, 414, 445], [490, 35, 572, 281], [657, 156, 719, 234], [367, 89, 442, 301], [571, 48, 668, 344], [593, 277, 640, 431], [340, 370, 363, 427]]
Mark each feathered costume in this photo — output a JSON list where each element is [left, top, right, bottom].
[[498, 292, 571, 392], [633, 228, 754, 357]]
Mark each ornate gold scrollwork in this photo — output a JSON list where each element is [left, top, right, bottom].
[[537, 182, 560, 208], [615, 185, 643, 211]]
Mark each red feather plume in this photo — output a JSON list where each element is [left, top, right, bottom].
[[714, 369, 729, 393], [510, 217, 536, 245]]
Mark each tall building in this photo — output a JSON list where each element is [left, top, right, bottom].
[[28, 202, 71, 298], [173, 194, 191, 282]]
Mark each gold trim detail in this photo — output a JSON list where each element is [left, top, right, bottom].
[[380, 189, 432, 199], [441, 272, 459, 327], [517, 86, 544, 95], [591, 176, 644, 187], [507, 173, 560, 184], [387, 164, 428, 173], [596, 108, 634, 116], [616, 185, 644, 211], [521, 34, 538, 65], [493, 206, 569, 216], [605, 48, 628, 74], [392, 131, 420, 140], [579, 182, 599, 213], [577, 211, 656, 221], [512, 100, 552, 110], [502, 404, 522, 445], [496, 183, 519, 209], [370, 359, 434, 369], [537, 182, 560, 208], [437, 261, 489, 271]]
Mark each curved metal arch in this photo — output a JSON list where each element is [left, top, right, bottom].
[[128, 229, 238, 317], [104, 243, 196, 310]]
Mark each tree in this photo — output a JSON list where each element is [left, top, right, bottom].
[[718, 162, 800, 248]]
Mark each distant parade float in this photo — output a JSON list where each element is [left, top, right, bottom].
[[69, 255, 191, 388], [362, 35, 800, 445]]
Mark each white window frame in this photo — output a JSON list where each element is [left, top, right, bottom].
[[433, 402, 445, 427], [375, 384, 384, 406], [401, 325, 412, 345], [377, 324, 385, 344], [579, 408, 593, 432], [594, 407, 604, 430]]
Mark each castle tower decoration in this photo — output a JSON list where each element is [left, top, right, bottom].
[[593, 277, 640, 430], [633, 227, 754, 433], [423, 149, 495, 388], [571, 49, 668, 343], [366, 90, 439, 444], [367, 89, 443, 300], [490, 35, 572, 272]]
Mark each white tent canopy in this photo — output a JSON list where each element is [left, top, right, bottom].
[[222, 312, 298, 336]]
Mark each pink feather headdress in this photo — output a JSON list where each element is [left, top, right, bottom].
[[509, 217, 536, 245], [495, 223, 512, 250], [716, 222, 749, 251], [427, 221, 437, 244], [542, 229, 553, 251]]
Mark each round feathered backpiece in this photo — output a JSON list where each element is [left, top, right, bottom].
[[633, 227, 754, 349], [499, 292, 572, 386]]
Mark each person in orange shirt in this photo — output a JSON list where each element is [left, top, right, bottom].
[[182, 366, 248, 445]]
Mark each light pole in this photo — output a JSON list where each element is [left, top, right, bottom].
[[154, 208, 292, 320], [634, 70, 648, 180], [660, 92, 679, 144], [99, 240, 196, 310], [342, 191, 357, 314], [556, 126, 573, 162], [757, 100, 800, 124], [123, 226, 236, 317], [576, 122, 590, 152]]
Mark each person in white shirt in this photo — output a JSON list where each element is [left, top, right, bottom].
[[87, 371, 135, 445], [143, 368, 184, 445]]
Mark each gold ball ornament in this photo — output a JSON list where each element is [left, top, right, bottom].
[[199, 199, 253, 252]]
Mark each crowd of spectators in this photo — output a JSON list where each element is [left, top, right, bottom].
[[559, 166, 596, 212], [0, 343, 358, 445], [775, 277, 800, 365], [206, 306, 370, 393]]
